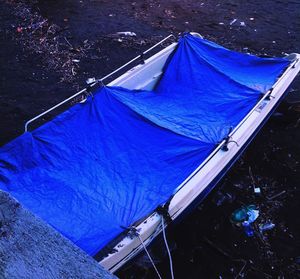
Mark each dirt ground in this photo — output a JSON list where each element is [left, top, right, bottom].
[[0, 0, 300, 278]]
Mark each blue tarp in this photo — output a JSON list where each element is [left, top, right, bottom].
[[0, 34, 289, 255]]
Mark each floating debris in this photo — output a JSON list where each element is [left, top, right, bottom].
[[267, 190, 286, 200], [230, 19, 237, 26], [86, 77, 96, 84], [231, 205, 260, 236], [231, 204, 259, 225], [242, 220, 254, 237], [259, 222, 276, 233], [247, 207, 259, 223], [254, 186, 261, 194], [116, 31, 137, 37]]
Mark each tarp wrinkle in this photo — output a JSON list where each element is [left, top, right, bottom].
[[0, 34, 289, 255]]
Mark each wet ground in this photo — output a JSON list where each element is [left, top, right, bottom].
[[0, 0, 300, 278]]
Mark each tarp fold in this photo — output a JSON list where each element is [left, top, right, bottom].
[[0, 34, 289, 255]]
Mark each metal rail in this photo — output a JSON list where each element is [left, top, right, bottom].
[[24, 34, 176, 132], [24, 87, 87, 132], [97, 34, 175, 84]]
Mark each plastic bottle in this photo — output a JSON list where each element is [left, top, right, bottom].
[[242, 221, 254, 237]]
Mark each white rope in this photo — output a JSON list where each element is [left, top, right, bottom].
[[137, 233, 162, 279], [162, 217, 175, 279]]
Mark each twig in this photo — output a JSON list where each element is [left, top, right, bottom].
[[30, 19, 48, 34], [71, 67, 76, 76], [234, 259, 247, 279], [248, 166, 256, 186], [248, 266, 272, 278], [267, 190, 286, 200], [203, 238, 248, 278], [64, 36, 73, 48], [203, 237, 231, 258]]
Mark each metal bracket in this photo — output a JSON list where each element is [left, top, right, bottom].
[[221, 127, 233, 151], [265, 88, 274, 100], [156, 202, 172, 224], [221, 137, 230, 151]]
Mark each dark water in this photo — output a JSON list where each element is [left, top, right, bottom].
[[0, 0, 299, 278]]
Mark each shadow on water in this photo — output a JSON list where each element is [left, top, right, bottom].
[[0, 0, 300, 278]]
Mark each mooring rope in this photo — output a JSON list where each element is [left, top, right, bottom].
[[162, 217, 175, 279], [137, 232, 162, 279], [134, 213, 174, 279]]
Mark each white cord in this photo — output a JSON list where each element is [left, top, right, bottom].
[[137, 233, 162, 279], [162, 217, 175, 279]]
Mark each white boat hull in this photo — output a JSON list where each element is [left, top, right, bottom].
[[98, 34, 300, 272]]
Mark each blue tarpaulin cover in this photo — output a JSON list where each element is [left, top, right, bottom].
[[0, 34, 289, 255]]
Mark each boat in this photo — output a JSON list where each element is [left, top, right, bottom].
[[0, 32, 299, 273]]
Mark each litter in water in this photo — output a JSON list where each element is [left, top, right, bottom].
[[231, 205, 259, 225], [116, 31, 137, 37], [259, 222, 275, 233], [254, 186, 261, 194], [230, 19, 237, 26], [86, 77, 96, 84], [267, 190, 286, 200], [242, 221, 254, 237], [247, 208, 259, 223]]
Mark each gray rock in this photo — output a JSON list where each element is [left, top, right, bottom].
[[0, 191, 116, 279]]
